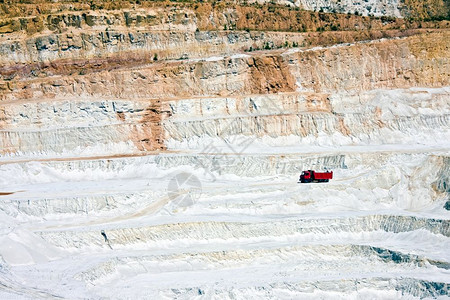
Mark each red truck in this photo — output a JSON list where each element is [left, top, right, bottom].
[[299, 170, 333, 183]]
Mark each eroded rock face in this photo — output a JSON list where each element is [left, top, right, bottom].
[[0, 98, 170, 155], [0, 29, 449, 156], [287, 31, 450, 92], [295, 0, 402, 17], [2, 31, 449, 99]]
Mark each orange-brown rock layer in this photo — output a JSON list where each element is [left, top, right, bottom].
[[1, 1, 447, 36], [1, 31, 448, 102], [0, 29, 440, 80], [288, 30, 450, 92]]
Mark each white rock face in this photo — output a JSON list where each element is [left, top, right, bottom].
[[250, 0, 402, 16], [295, 0, 402, 17], [0, 99, 150, 157]]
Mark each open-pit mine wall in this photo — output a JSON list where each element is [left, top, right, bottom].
[[0, 2, 449, 299], [1, 31, 449, 158]]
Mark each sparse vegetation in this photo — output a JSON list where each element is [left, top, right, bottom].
[[0, 0, 447, 47], [0, 0, 448, 37]]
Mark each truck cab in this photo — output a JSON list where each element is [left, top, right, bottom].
[[299, 170, 312, 183]]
